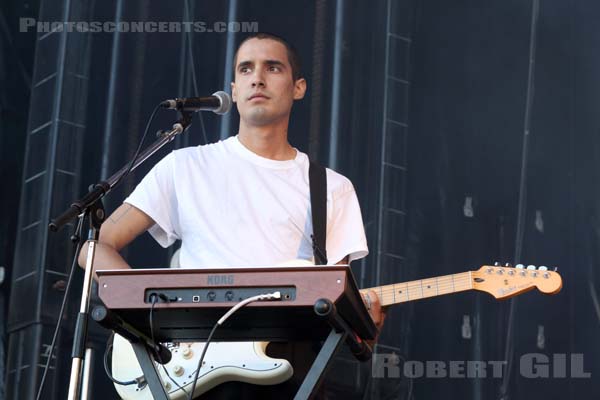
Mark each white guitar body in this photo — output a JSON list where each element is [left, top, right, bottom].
[[112, 334, 293, 399]]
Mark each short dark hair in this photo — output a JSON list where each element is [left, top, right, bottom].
[[233, 33, 303, 82]]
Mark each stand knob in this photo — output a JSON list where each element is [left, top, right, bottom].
[[314, 298, 333, 316]]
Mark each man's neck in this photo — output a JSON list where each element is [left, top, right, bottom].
[[237, 123, 296, 161]]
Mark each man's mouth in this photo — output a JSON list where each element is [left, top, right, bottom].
[[248, 93, 269, 101]]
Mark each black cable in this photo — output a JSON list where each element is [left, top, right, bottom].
[[183, 0, 210, 145], [187, 322, 219, 400], [35, 215, 85, 400], [185, 292, 281, 400], [113, 103, 162, 189], [148, 293, 191, 396], [101, 304, 189, 395], [149, 294, 158, 347], [103, 332, 137, 386]]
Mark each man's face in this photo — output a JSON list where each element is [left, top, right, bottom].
[[231, 38, 306, 127]]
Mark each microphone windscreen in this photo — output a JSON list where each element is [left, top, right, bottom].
[[212, 91, 232, 115]]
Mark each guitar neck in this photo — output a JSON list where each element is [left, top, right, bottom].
[[360, 271, 474, 307]]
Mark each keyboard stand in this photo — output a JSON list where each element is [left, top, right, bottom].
[[294, 297, 372, 399], [130, 342, 169, 400], [294, 328, 346, 399]]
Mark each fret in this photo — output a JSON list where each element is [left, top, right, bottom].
[[365, 271, 475, 307], [469, 271, 473, 289], [420, 278, 437, 299]]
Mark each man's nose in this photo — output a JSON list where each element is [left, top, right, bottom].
[[251, 70, 265, 87]]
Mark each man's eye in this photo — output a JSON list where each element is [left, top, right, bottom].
[[268, 66, 280, 72], [240, 67, 250, 73]]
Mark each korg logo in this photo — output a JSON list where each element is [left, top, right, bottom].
[[207, 275, 234, 285]]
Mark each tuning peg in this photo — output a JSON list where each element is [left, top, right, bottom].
[[516, 264, 525, 269], [494, 262, 500, 266], [505, 263, 512, 267], [527, 265, 536, 270], [538, 266, 548, 271]]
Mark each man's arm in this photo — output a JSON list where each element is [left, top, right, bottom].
[[77, 203, 155, 277]]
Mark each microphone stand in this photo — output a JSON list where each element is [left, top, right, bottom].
[[49, 111, 193, 400]]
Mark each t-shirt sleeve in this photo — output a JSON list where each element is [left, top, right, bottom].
[[124, 151, 181, 248], [326, 186, 369, 264]]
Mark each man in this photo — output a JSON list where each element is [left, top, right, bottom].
[[80, 33, 384, 398]]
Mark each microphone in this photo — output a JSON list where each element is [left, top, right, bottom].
[[160, 91, 232, 115]]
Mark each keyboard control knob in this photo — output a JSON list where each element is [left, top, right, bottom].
[[173, 365, 184, 377], [182, 347, 193, 359]]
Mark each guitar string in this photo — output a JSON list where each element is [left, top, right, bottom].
[[370, 271, 554, 299], [365, 273, 495, 304], [378, 278, 471, 292], [365, 273, 554, 305], [376, 284, 473, 305], [363, 270, 553, 297], [368, 274, 472, 292], [363, 274, 473, 301], [368, 278, 471, 292]]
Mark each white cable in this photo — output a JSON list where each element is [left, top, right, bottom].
[[217, 291, 281, 326]]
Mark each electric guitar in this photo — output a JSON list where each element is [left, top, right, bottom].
[[111, 264, 562, 399]]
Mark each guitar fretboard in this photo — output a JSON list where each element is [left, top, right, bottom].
[[360, 271, 474, 307]]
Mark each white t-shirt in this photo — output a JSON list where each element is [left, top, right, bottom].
[[125, 135, 368, 269]]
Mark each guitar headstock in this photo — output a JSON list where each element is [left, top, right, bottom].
[[472, 264, 562, 299]]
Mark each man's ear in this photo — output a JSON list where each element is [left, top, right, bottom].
[[231, 81, 237, 102], [293, 78, 307, 100]]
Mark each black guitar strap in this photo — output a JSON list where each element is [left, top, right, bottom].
[[309, 161, 328, 265]]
